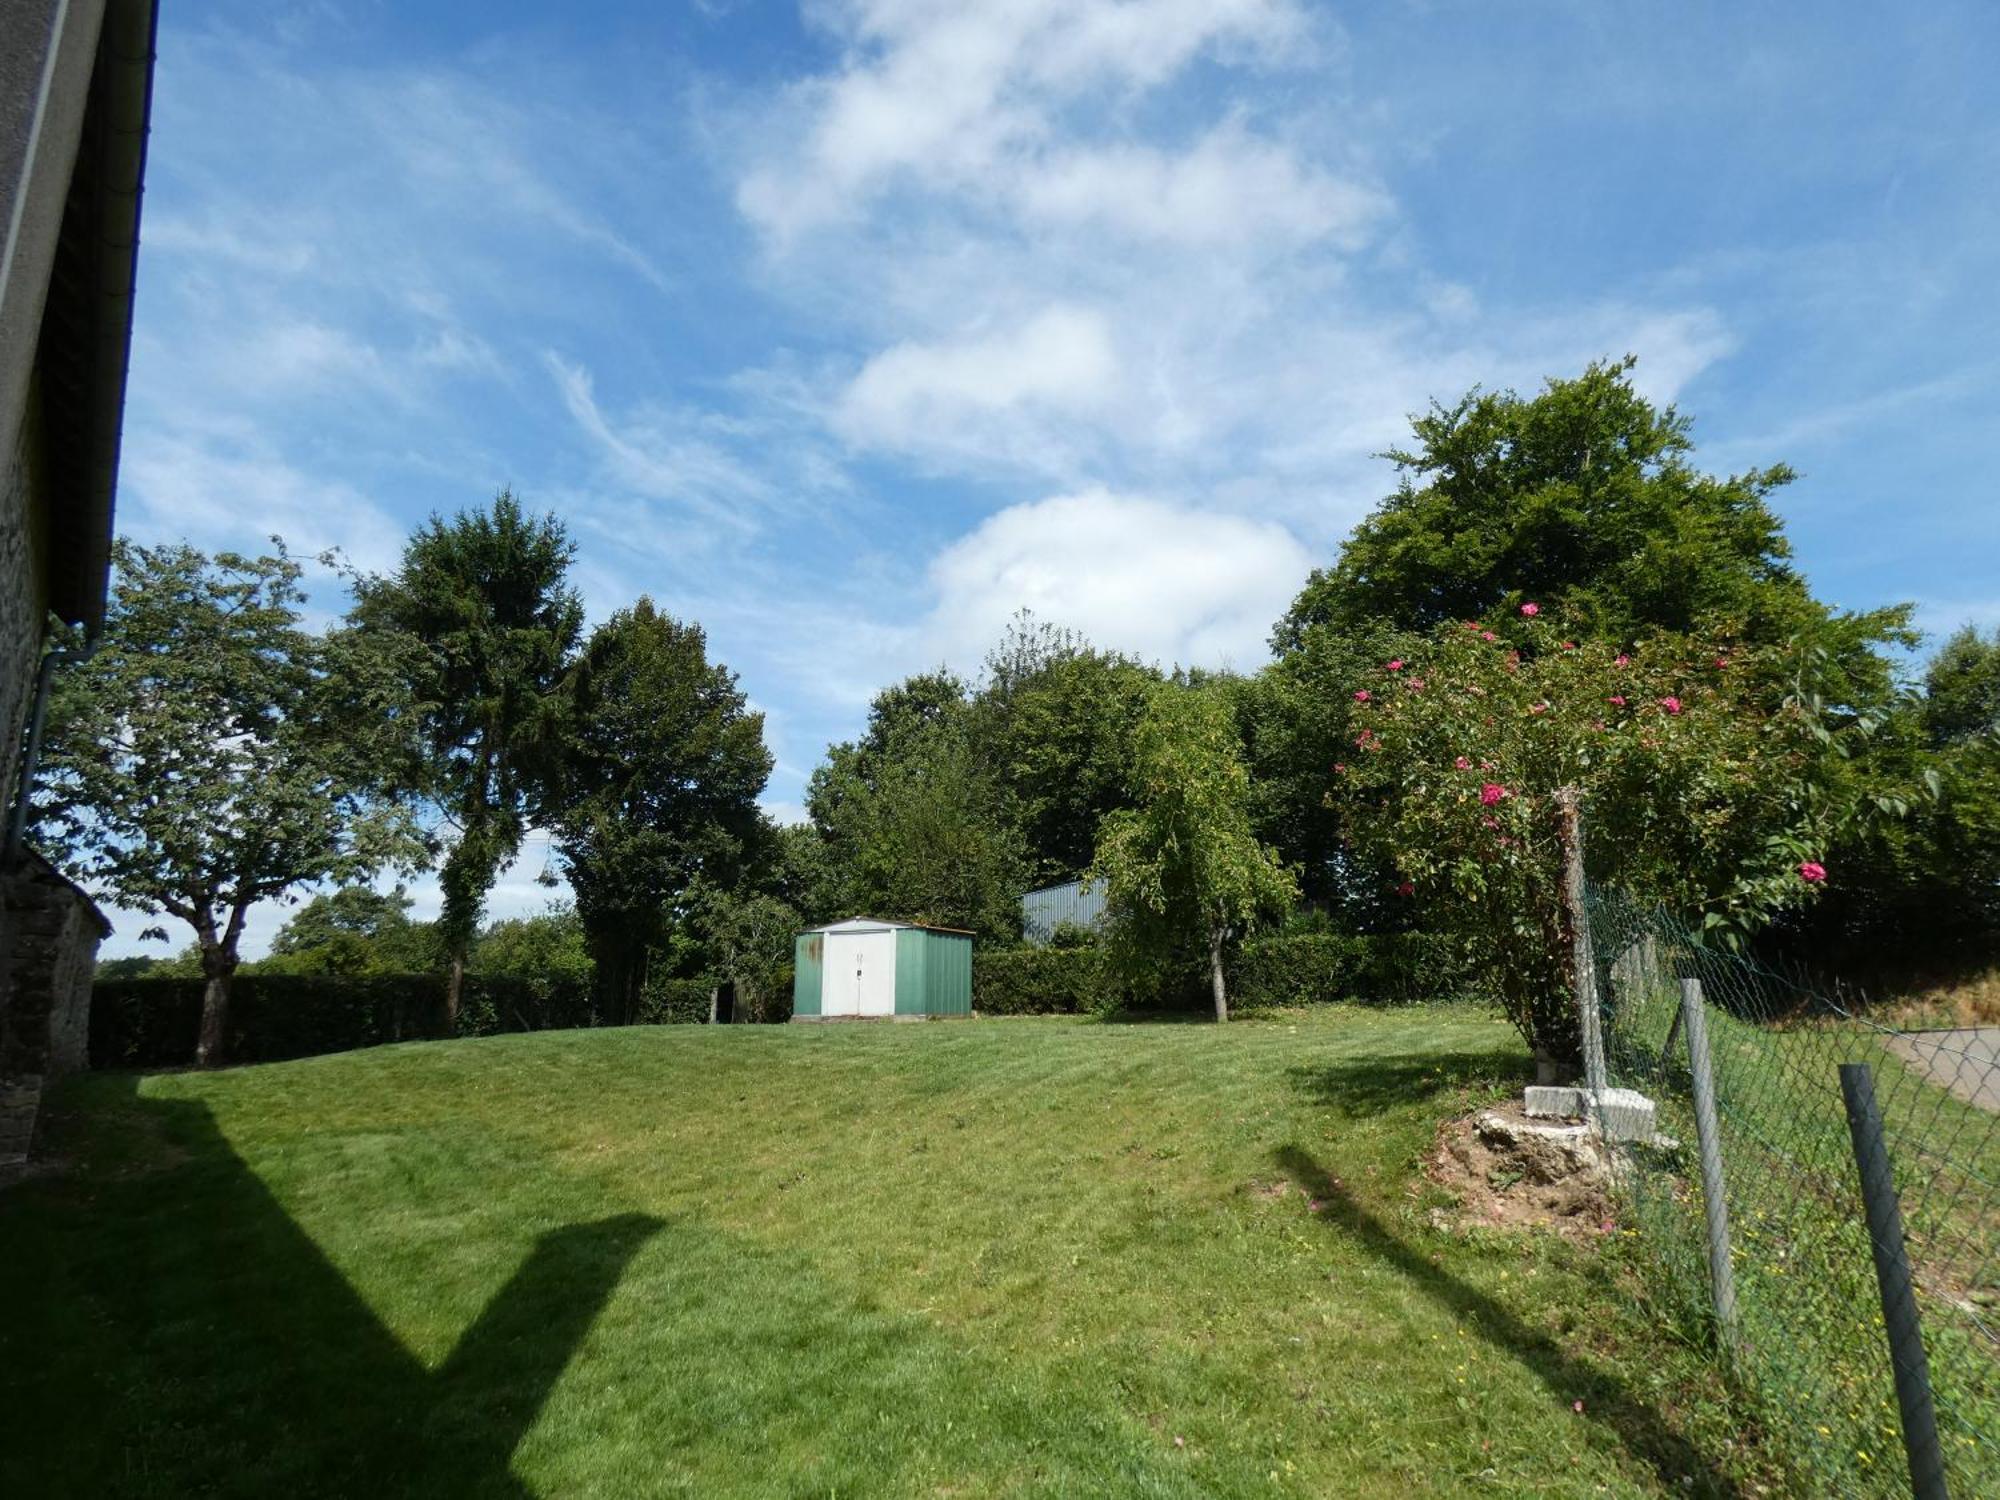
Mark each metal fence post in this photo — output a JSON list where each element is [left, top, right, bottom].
[[1678, 979, 1739, 1356], [1839, 1062, 1950, 1500], [1555, 787, 1607, 1093]]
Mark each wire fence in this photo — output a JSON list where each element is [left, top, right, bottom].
[[1587, 885, 1998, 1498]]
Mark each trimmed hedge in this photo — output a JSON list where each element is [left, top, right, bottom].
[[970, 930, 1464, 1016], [1231, 932, 1463, 1008], [89, 969, 698, 1070]]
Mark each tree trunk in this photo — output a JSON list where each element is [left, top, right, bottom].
[[1209, 924, 1229, 1024], [195, 945, 238, 1068], [445, 951, 465, 1036]]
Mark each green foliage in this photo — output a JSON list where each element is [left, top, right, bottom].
[[1336, 607, 1866, 1067], [347, 491, 584, 977], [807, 673, 1028, 943], [971, 947, 1115, 1015], [33, 540, 423, 1064], [257, 886, 437, 976], [552, 599, 772, 1022], [1230, 932, 1464, 1008], [973, 612, 1159, 883], [689, 886, 801, 1023], [1091, 682, 1298, 1017], [468, 905, 593, 983], [1924, 624, 2000, 744], [89, 971, 597, 1069], [1276, 357, 1820, 651]]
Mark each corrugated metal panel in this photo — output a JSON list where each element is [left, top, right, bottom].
[[894, 927, 926, 1014], [1020, 879, 1107, 946], [792, 932, 822, 1017], [931, 931, 972, 1014]]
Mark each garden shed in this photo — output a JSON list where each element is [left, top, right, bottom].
[[792, 918, 972, 1021]]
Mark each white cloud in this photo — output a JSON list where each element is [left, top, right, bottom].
[[837, 303, 1118, 451], [924, 488, 1312, 670]]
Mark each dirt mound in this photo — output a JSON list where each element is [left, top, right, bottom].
[[1428, 1101, 1616, 1241]]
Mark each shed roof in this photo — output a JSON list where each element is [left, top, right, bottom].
[[801, 915, 975, 937]]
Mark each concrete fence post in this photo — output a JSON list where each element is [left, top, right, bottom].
[[1555, 787, 1607, 1093], [1679, 979, 1740, 1357]]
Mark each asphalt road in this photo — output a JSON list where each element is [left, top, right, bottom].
[[1888, 1028, 2000, 1112]]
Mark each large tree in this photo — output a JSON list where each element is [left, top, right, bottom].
[[807, 673, 1028, 942], [34, 541, 421, 1065], [972, 612, 1158, 884], [259, 885, 436, 976], [1091, 682, 1297, 1021], [348, 492, 583, 1028], [1275, 357, 1883, 657], [552, 599, 771, 1023]]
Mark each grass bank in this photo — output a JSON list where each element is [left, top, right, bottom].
[[2, 1007, 1772, 1497]]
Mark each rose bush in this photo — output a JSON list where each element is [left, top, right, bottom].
[[1333, 606, 1856, 1073]]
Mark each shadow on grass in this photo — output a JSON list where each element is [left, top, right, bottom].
[[1274, 1145, 1743, 1498], [1284, 1045, 1527, 1117], [0, 1078, 658, 1499]]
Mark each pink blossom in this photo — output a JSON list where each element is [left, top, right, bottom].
[[1614, 653, 1631, 667], [1608, 695, 1627, 707], [1332, 762, 1347, 775], [1481, 814, 1501, 831], [1454, 756, 1473, 770], [1396, 881, 1415, 898], [1354, 689, 1371, 703], [1714, 656, 1729, 669], [1407, 677, 1426, 691], [1480, 782, 1507, 805], [1798, 861, 1828, 884], [1520, 602, 1540, 617], [1562, 641, 1577, 651], [1386, 659, 1404, 672], [1529, 701, 1549, 715], [1659, 696, 1682, 715], [1480, 630, 1498, 643]]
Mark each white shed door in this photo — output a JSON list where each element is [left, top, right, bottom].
[[822, 931, 895, 1017]]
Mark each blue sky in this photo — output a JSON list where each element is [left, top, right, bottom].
[[108, 0, 2000, 954]]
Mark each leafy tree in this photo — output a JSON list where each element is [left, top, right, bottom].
[[1274, 358, 1907, 672], [1924, 625, 2000, 745], [766, 820, 841, 927], [469, 905, 593, 983], [347, 491, 583, 1027], [1336, 605, 1873, 1072], [972, 612, 1158, 883], [1091, 682, 1298, 1021], [691, 885, 800, 1022], [807, 675, 1027, 942], [258, 885, 436, 975], [34, 541, 422, 1065], [552, 599, 771, 1023]]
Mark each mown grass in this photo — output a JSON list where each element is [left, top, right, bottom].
[[2, 1007, 1775, 1497]]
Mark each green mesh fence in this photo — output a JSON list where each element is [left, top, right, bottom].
[[1585, 885, 1998, 1496]]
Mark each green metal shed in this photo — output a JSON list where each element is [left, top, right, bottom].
[[792, 917, 973, 1021]]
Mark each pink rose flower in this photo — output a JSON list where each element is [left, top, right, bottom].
[[1480, 631, 1498, 643], [1454, 756, 1473, 770], [1615, 653, 1631, 667], [1386, 659, 1404, 671], [1396, 881, 1415, 897], [1407, 677, 1425, 691], [1608, 695, 1627, 707], [1480, 782, 1507, 805], [1659, 696, 1682, 714], [1714, 657, 1729, 669], [1332, 762, 1346, 774], [1354, 689, 1371, 703], [1520, 602, 1539, 616], [1562, 640, 1577, 651], [1529, 701, 1549, 714], [1798, 861, 1827, 883]]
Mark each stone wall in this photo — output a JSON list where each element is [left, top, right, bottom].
[[0, 852, 108, 1161], [0, 402, 44, 837]]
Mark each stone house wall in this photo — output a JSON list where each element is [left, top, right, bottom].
[[0, 853, 107, 1161]]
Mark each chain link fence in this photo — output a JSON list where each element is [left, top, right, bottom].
[[1587, 885, 1997, 1497]]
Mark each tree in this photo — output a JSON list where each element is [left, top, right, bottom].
[[347, 492, 583, 1028], [259, 885, 435, 975], [1335, 605, 1871, 1073], [1091, 682, 1298, 1021], [1273, 359, 1911, 684], [972, 612, 1158, 884], [807, 674, 1028, 943], [469, 905, 593, 983], [552, 600, 771, 1023], [1924, 625, 2000, 745], [33, 541, 422, 1065], [690, 884, 800, 1022]]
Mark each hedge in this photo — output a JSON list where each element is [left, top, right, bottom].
[[970, 931, 1464, 1017], [90, 968, 719, 1070]]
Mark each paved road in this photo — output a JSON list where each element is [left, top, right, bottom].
[[1888, 1028, 2000, 1112]]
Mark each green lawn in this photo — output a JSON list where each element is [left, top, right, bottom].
[[1, 1008, 1768, 1497]]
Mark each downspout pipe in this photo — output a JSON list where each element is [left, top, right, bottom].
[[4, 636, 94, 864]]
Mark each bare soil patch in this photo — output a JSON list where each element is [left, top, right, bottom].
[[1427, 1100, 1616, 1241]]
